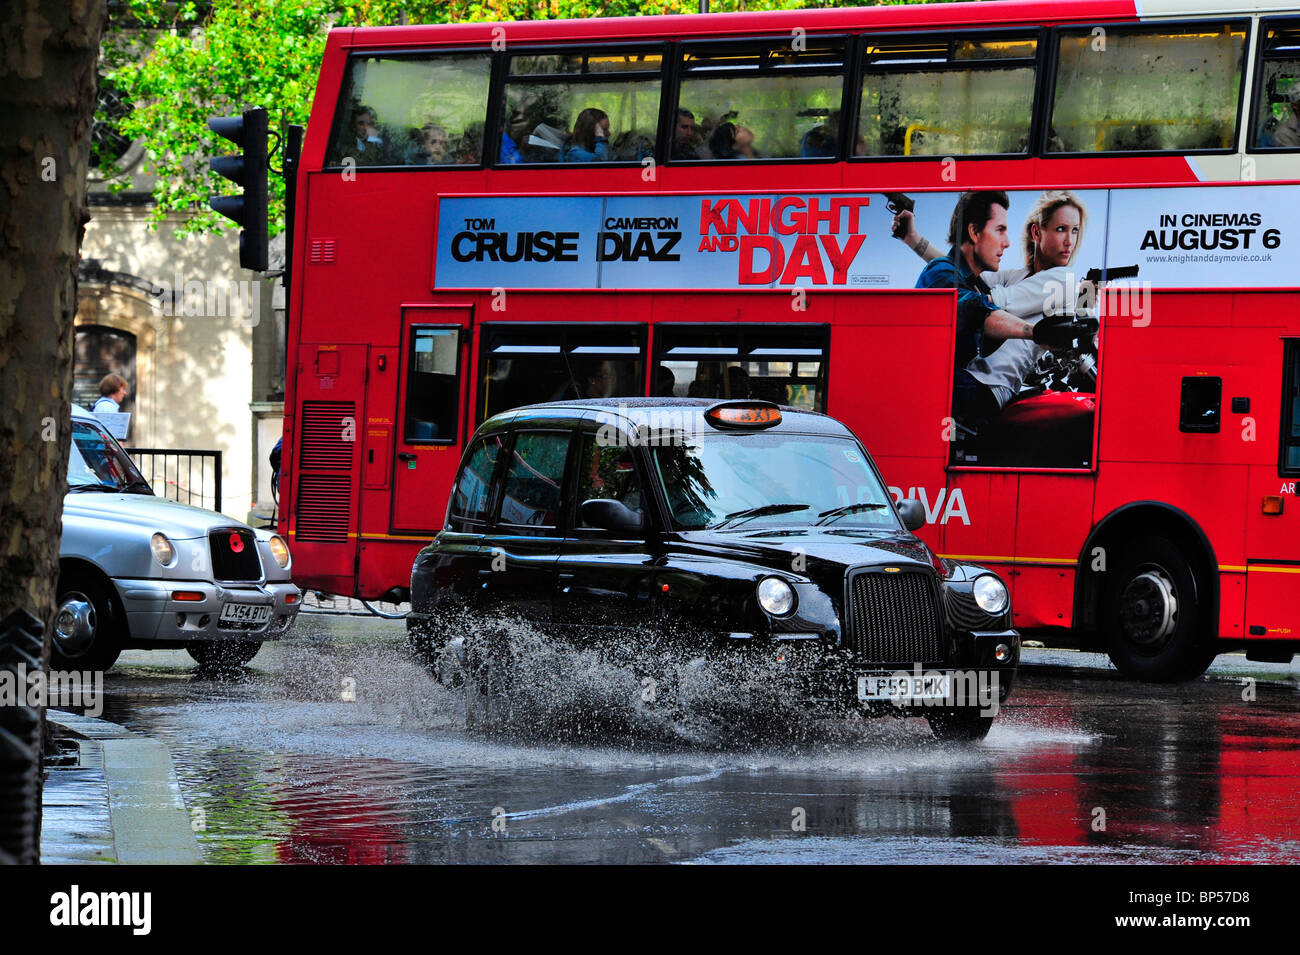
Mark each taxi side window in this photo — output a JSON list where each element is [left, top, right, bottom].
[[448, 434, 504, 528], [498, 431, 570, 529], [576, 434, 643, 527]]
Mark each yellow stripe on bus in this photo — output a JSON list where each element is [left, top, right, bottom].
[[940, 556, 1300, 574], [939, 554, 1073, 566]]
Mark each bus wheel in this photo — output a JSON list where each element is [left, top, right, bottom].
[[1102, 535, 1216, 682], [53, 573, 122, 672], [926, 708, 995, 742], [463, 629, 512, 731]]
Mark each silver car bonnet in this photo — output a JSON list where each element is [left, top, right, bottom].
[[63, 491, 247, 542]]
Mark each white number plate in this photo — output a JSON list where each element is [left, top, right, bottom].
[[219, 602, 271, 624], [858, 673, 951, 703]]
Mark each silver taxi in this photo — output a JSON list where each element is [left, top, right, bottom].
[[56, 405, 301, 669]]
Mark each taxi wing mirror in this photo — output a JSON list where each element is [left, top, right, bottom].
[[580, 498, 645, 533], [896, 499, 926, 532]]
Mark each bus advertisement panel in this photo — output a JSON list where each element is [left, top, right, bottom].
[[434, 184, 1300, 469]]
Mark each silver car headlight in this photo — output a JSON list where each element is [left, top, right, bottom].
[[757, 576, 796, 617], [150, 532, 177, 567], [267, 534, 291, 569], [973, 574, 1009, 614]]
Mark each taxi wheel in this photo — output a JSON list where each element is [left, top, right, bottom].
[[407, 624, 449, 680], [926, 708, 995, 742], [463, 630, 512, 731], [1102, 535, 1216, 683], [186, 640, 261, 668], [52, 573, 122, 672]]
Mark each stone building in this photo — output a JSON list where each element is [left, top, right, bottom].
[[78, 113, 286, 524]]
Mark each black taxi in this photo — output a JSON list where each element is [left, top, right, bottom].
[[408, 398, 1019, 740]]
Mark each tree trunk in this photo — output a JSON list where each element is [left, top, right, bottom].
[[0, 0, 107, 864]]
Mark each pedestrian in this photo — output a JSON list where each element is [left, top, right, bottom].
[[92, 373, 128, 414]]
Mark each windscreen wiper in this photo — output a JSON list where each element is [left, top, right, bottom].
[[67, 483, 120, 493], [815, 502, 888, 527], [122, 480, 153, 493], [713, 503, 810, 529]]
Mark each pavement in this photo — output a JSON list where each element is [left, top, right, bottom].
[[41, 710, 201, 865]]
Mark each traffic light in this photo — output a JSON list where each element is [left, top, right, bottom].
[[208, 107, 268, 272]]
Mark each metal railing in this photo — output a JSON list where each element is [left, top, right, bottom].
[[127, 448, 223, 513]]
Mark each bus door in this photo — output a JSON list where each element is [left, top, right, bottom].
[[390, 306, 473, 533], [1244, 337, 1300, 644]]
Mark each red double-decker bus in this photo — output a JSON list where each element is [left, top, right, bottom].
[[279, 0, 1300, 680]]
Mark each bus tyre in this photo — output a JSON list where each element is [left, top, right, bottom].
[[52, 573, 123, 672], [187, 640, 261, 669], [926, 708, 995, 742], [1102, 535, 1216, 683], [463, 629, 512, 731]]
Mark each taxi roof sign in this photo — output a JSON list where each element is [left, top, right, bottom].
[[705, 402, 783, 430]]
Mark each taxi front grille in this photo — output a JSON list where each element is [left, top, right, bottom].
[[209, 528, 262, 582], [846, 570, 944, 665]]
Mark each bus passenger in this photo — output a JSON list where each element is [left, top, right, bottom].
[[1272, 86, 1300, 147], [611, 130, 654, 162], [672, 109, 705, 160], [655, 364, 677, 396], [709, 122, 757, 159], [726, 365, 753, 398], [500, 105, 534, 164], [339, 105, 387, 165], [455, 123, 484, 165], [412, 123, 449, 164], [801, 111, 841, 157], [563, 108, 611, 162]]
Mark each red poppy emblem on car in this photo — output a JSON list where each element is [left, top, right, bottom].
[[229, 533, 244, 554]]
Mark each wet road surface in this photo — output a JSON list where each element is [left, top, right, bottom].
[[91, 614, 1300, 864]]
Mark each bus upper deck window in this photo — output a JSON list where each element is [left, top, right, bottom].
[[1048, 22, 1246, 154], [499, 50, 663, 165], [676, 38, 846, 162], [325, 53, 492, 168], [1253, 21, 1300, 150], [857, 34, 1037, 158]]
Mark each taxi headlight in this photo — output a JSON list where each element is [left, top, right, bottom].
[[150, 532, 177, 567], [973, 574, 1009, 614], [267, 534, 291, 569], [757, 577, 796, 617]]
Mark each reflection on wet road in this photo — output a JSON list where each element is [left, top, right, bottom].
[[97, 616, 1300, 864]]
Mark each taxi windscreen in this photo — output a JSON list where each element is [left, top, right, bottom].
[[650, 431, 898, 531], [68, 419, 149, 493]]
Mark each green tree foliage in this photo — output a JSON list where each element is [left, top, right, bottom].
[[101, 0, 953, 239]]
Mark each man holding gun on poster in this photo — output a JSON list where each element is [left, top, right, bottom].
[[888, 190, 1095, 434]]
